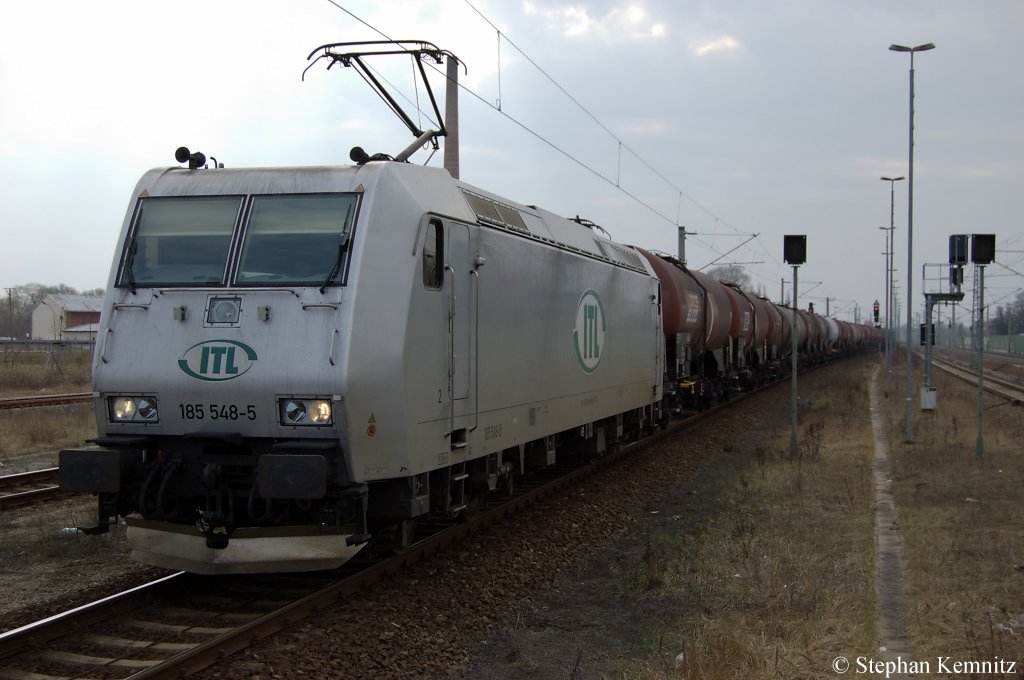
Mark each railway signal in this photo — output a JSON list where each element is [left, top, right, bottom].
[[783, 235, 806, 459], [971, 234, 996, 458]]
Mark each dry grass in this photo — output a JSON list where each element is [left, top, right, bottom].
[[0, 406, 96, 459], [884, 359, 1024, 666], [0, 350, 95, 460], [0, 349, 92, 398], [617, 356, 1024, 679], [625, 363, 878, 679], [0, 498, 117, 560], [0, 495, 140, 635]]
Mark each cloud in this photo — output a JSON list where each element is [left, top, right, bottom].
[[694, 35, 740, 57], [623, 120, 667, 135], [523, 1, 667, 42]]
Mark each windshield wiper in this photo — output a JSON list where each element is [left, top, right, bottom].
[[319, 232, 351, 294], [122, 236, 138, 294]]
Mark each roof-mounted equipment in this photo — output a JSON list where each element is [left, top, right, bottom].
[[174, 146, 224, 170], [571, 215, 611, 239], [304, 40, 465, 177]]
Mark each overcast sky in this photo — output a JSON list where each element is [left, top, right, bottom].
[[2, 0, 1021, 323]]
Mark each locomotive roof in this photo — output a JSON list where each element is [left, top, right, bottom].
[[132, 161, 648, 274]]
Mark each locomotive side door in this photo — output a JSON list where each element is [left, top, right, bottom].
[[447, 222, 473, 403]]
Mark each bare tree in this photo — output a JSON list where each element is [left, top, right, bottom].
[[0, 283, 103, 339], [706, 264, 751, 290]]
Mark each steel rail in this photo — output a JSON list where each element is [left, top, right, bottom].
[[0, 485, 63, 508], [0, 467, 58, 483], [0, 467, 64, 509], [0, 393, 91, 410], [0, 572, 187, 659], [930, 355, 1024, 405]]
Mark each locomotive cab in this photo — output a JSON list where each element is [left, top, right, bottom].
[[60, 176, 372, 572]]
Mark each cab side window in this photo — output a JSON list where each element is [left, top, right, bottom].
[[423, 220, 444, 289]]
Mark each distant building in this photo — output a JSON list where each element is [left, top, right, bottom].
[[31, 294, 103, 342]]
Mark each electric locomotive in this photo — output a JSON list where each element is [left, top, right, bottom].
[[59, 157, 665, 573]]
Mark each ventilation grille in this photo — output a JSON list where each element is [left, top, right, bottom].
[[596, 240, 644, 270], [462, 190, 529, 234], [461, 188, 645, 272]]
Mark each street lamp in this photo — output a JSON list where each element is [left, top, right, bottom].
[[889, 41, 935, 443], [878, 226, 889, 370], [880, 176, 904, 390]]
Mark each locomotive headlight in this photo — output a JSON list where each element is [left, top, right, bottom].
[[206, 296, 242, 325], [108, 396, 159, 422], [283, 400, 307, 423], [309, 400, 332, 424], [136, 397, 159, 420], [278, 397, 333, 426], [111, 397, 136, 420]]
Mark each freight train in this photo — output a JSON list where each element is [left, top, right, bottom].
[[59, 43, 881, 574]]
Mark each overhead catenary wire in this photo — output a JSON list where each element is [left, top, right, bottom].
[[454, 2, 802, 294], [466, 5, 840, 301], [697, 233, 761, 271], [322, 1, 809, 299], [321, 2, 695, 229], [460, 0, 749, 236]]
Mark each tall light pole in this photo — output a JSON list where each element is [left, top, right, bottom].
[[890, 41, 935, 443], [4, 288, 12, 339], [878, 226, 890, 378], [880, 176, 904, 390]]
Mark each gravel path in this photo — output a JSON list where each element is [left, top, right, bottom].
[[869, 368, 913, 676]]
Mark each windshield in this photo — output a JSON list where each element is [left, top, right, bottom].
[[116, 193, 360, 289], [235, 194, 358, 286], [118, 196, 242, 287]]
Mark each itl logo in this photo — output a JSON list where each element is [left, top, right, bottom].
[[178, 340, 257, 382], [573, 289, 606, 373]]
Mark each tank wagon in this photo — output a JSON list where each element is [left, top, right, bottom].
[[633, 247, 879, 412]]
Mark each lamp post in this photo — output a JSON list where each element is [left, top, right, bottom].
[[878, 226, 890, 378], [889, 41, 935, 443], [880, 176, 904, 390]]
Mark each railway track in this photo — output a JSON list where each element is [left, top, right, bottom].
[[0, 393, 91, 411], [930, 355, 1024, 404], [0, 467, 64, 509], [931, 347, 1024, 385], [0, 399, 729, 675], [0, 403, 717, 676], [0, 435, 662, 678], [0, 356, 851, 679]]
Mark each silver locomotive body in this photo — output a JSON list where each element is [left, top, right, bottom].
[[60, 161, 663, 573]]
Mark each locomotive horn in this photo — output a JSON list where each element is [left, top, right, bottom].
[[350, 146, 371, 165], [174, 146, 207, 169]]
